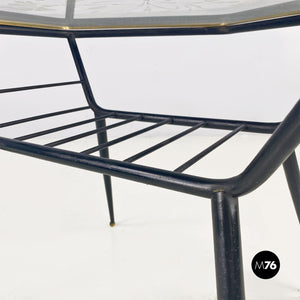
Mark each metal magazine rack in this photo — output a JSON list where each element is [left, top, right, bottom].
[[0, 1, 300, 299]]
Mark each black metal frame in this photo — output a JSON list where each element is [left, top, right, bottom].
[[0, 22, 299, 300]]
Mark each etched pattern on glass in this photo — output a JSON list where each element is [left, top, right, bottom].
[[0, 0, 291, 19], [74, 0, 290, 18], [0, 0, 67, 17]]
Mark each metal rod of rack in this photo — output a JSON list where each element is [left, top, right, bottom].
[[174, 124, 246, 173], [81, 118, 171, 155], [45, 116, 141, 147], [16, 112, 114, 141], [124, 121, 205, 163], [0, 80, 82, 94], [109, 109, 277, 134], [0, 135, 223, 199], [0, 106, 89, 128]]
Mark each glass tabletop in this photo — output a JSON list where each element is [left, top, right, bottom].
[[0, 0, 299, 30]]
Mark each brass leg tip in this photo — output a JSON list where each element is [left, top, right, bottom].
[[109, 222, 115, 227]]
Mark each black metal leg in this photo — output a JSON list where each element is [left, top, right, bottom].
[[67, 34, 115, 226], [211, 191, 245, 300], [95, 116, 115, 227], [283, 151, 300, 223]]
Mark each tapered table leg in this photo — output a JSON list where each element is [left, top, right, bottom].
[[283, 151, 300, 223], [95, 117, 115, 227], [211, 191, 245, 300]]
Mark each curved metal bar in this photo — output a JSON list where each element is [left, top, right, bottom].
[[67, 34, 103, 112], [0, 96, 299, 199], [1, 14, 300, 38], [0, 136, 229, 198], [231, 99, 300, 196]]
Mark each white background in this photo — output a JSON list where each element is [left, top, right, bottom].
[[0, 25, 300, 299], [1, 26, 300, 122]]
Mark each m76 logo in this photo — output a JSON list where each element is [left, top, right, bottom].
[[251, 251, 280, 279], [254, 261, 277, 270]]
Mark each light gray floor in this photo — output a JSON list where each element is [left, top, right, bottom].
[[0, 135, 299, 300]]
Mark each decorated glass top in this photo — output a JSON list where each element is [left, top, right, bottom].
[[0, 0, 299, 30]]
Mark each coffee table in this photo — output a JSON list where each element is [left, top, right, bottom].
[[0, 1, 300, 299]]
